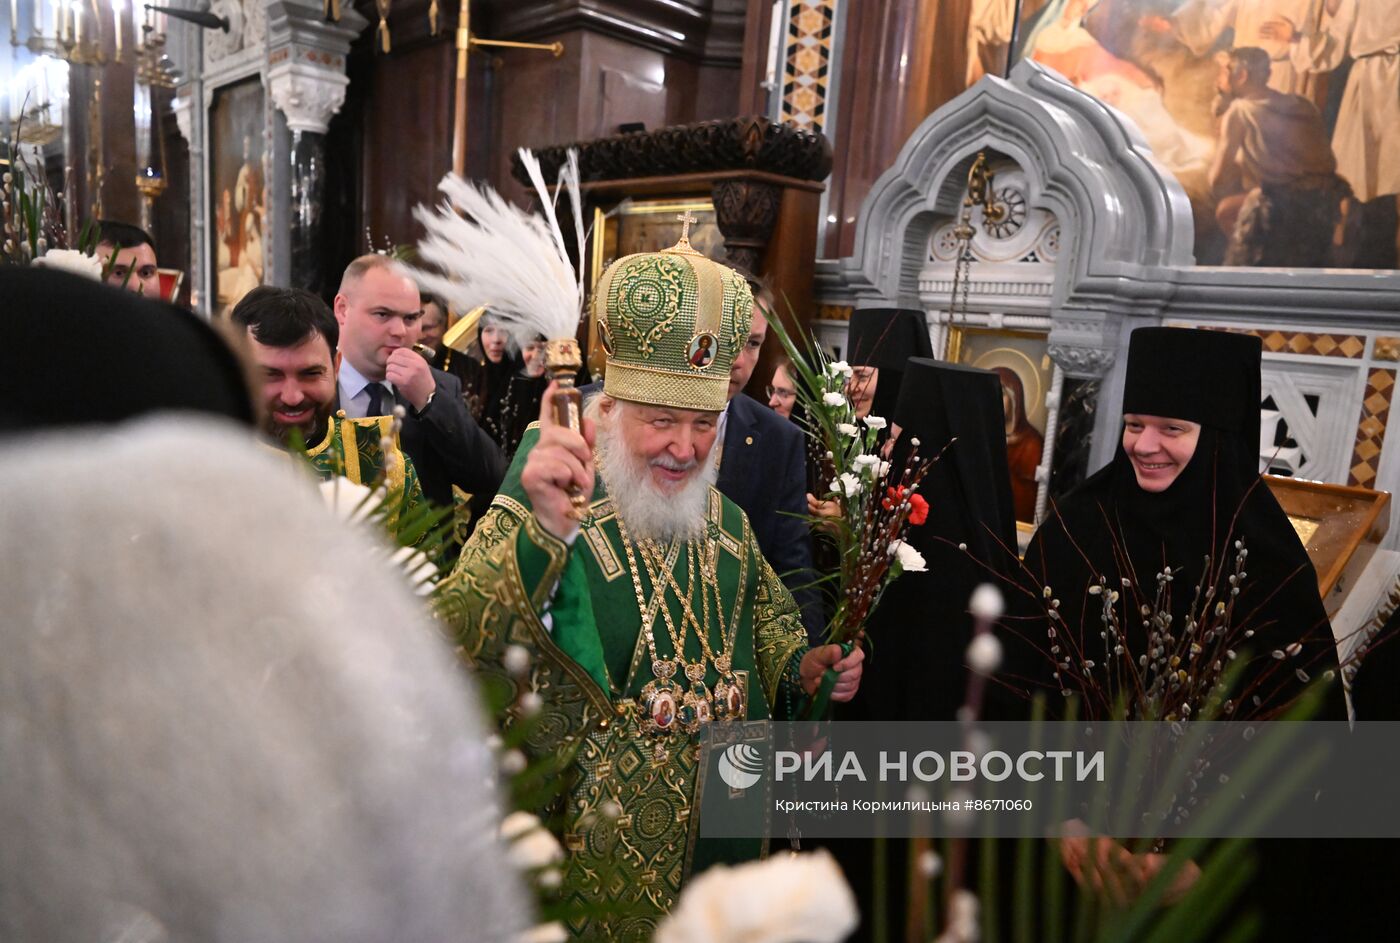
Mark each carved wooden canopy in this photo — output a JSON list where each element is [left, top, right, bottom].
[[509, 116, 833, 187]]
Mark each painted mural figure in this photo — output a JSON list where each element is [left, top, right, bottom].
[[216, 134, 266, 316], [1009, 0, 1398, 265], [1210, 46, 1348, 264], [1281, 0, 1400, 261], [967, 0, 1020, 85], [1142, 0, 1324, 94], [1026, 1, 1216, 179]]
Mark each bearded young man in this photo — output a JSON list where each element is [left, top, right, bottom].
[[232, 285, 426, 521], [446, 238, 863, 939]]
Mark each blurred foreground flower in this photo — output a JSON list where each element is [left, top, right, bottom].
[[500, 811, 564, 871], [33, 248, 103, 281], [654, 849, 857, 943], [318, 477, 379, 524]]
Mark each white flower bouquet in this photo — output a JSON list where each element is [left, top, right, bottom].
[[765, 314, 935, 662]]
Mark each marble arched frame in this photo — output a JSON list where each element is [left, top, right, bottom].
[[816, 60, 1197, 382]]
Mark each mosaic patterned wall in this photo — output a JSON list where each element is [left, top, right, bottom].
[[1207, 326, 1366, 359], [778, 0, 840, 132], [1351, 369, 1397, 488], [1191, 324, 1394, 488]]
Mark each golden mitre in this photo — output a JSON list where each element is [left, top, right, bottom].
[[592, 231, 753, 413]]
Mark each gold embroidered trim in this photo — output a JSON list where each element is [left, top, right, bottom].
[[603, 359, 729, 412], [492, 493, 531, 521], [583, 524, 623, 581], [304, 417, 336, 460]]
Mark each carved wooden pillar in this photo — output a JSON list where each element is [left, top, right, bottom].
[[512, 115, 830, 391], [711, 178, 782, 274]]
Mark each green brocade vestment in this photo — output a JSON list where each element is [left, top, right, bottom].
[[303, 414, 427, 526], [447, 426, 810, 940]]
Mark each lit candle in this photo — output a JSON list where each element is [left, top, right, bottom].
[[11, 0, 19, 46]]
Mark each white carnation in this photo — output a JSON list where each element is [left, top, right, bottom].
[[852, 454, 880, 472], [864, 415, 887, 430], [318, 477, 379, 524], [655, 849, 857, 943], [822, 391, 847, 407], [890, 539, 927, 573], [33, 248, 104, 282], [826, 360, 853, 378], [836, 422, 859, 437], [518, 922, 568, 943], [500, 811, 564, 870], [834, 472, 863, 497]]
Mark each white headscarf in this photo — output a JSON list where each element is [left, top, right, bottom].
[[0, 418, 526, 943]]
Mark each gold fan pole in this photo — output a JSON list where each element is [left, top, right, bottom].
[[450, 0, 563, 177], [545, 337, 588, 516]]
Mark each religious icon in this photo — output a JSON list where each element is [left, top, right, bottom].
[[995, 366, 1045, 524], [949, 327, 1055, 524], [725, 678, 744, 718], [687, 333, 716, 369], [209, 78, 267, 317], [651, 690, 677, 731]]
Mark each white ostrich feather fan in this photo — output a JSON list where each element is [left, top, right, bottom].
[[412, 148, 586, 350]]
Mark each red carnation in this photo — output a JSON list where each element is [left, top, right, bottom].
[[907, 492, 929, 526]]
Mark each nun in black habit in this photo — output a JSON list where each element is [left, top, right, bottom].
[[0, 266, 256, 433], [844, 308, 933, 423], [828, 359, 1021, 943], [845, 358, 1021, 722], [1016, 327, 1379, 940], [809, 309, 935, 522], [1019, 327, 1343, 721]]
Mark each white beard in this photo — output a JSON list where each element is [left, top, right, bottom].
[[594, 411, 718, 544]]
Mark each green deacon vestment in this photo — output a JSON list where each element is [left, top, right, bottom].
[[303, 413, 427, 527], [447, 425, 810, 940]]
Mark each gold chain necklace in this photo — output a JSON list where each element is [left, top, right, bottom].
[[637, 531, 747, 722], [614, 512, 695, 740], [638, 538, 715, 733]]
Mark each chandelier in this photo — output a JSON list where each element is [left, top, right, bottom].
[[8, 0, 130, 66]]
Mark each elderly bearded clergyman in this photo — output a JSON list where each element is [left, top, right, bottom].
[[446, 235, 864, 939]]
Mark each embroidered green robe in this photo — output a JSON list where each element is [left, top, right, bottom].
[[303, 414, 427, 527], [446, 425, 810, 940]]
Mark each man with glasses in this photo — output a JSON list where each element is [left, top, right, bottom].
[[766, 357, 798, 419]]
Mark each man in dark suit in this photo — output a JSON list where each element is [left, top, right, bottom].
[[722, 291, 823, 643], [333, 255, 505, 508]]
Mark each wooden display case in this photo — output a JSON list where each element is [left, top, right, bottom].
[[1264, 476, 1392, 616]]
